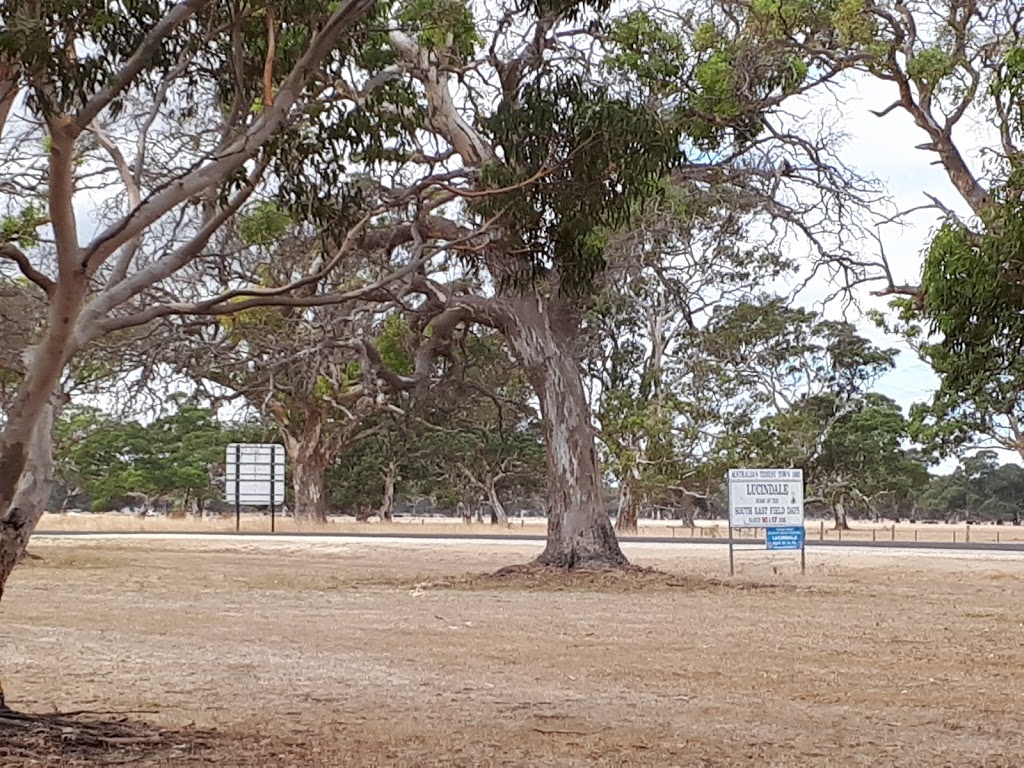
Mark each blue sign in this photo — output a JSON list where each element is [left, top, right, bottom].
[[766, 526, 805, 551]]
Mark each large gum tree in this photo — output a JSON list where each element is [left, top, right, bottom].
[[1, 0, 883, 708], [0, 0, 378, 709]]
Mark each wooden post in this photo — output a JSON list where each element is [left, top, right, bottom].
[[872, 529, 876, 542], [966, 525, 970, 543], [914, 530, 918, 542], [953, 531, 957, 543], [820, 521, 824, 540], [997, 531, 1001, 543], [891, 524, 896, 541], [838, 527, 842, 542]]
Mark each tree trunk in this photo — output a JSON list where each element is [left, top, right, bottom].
[[0, 281, 86, 516], [289, 443, 328, 523], [485, 476, 508, 526], [832, 493, 850, 530], [379, 461, 396, 522], [0, 392, 58, 711], [506, 299, 628, 569], [615, 477, 641, 534]]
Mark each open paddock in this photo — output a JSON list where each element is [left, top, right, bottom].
[[36, 512, 1024, 544], [3, 536, 1024, 766]]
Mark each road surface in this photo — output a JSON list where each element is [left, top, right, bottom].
[[32, 529, 1024, 553]]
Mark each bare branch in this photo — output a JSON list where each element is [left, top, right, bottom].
[[0, 244, 55, 297]]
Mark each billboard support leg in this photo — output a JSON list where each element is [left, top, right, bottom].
[[234, 444, 241, 533], [728, 521, 735, 577]]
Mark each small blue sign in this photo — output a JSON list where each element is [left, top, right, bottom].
[[766, 526, 805, 551]]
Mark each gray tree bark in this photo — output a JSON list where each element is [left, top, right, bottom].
[[379, 461, 396, 521], [506, 299, 628, 569], [0, 390, 58, 711], [615, 477, 641, 534], [485, 475, 508, 526]]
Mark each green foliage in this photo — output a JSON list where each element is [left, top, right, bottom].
[[54, 405, 242, 512], [605, 11, 688, 92], [0, 0, 199, 116], [910, 171, 1024, 454], [1, 204, 49, 248], [396, 0, 481, 61], [375, 314, 415, 376], [907, 47, 955, 87], [478, 75, 680, 296], [830, 0, 875, 46], [237, 202, 293, 247], [918, 452, 1024, 522]]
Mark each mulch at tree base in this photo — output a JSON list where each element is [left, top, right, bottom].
[[0, 708, 219, 766]]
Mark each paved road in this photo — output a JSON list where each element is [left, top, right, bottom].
[[32, 529, 1024, 553]]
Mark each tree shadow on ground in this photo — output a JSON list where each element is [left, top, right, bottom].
[[0, 708, 219, 766]]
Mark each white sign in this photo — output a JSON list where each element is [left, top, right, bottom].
[[728, 468, 804, 528], [225, 443, 286, 505]]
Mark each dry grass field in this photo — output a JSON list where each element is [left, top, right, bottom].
[[4, 536, 1024, 766], [36, 511, 1024, 543]]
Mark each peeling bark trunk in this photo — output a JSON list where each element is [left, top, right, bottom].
[[291, 452, 327, 522], [485, 476, 507, 526], [832, 493, 850, 530], [379, 461, 396, 522], [615, 478, 640, 534], [0, 392, 58, 710], [507, 299, 628, 569], [1, 280, 86, 515]]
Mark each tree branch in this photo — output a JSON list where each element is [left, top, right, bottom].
[[0, 244, 55, 297], [78, 0, 375, 275], [74, 0, 212, 131]]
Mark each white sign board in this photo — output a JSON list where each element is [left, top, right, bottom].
[[225, 443, 285, 505], [728, 468, 804, 528]]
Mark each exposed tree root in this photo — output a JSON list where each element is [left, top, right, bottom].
[[0, 708, 217, 767]]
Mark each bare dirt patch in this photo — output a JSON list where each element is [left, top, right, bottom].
[[3, 538, 1024, 766]]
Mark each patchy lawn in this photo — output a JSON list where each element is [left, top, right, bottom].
[[3, 538, 1024, 766]]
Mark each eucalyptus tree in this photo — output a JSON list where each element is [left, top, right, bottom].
[[0, 0, 887, 593], [328, 327, 545, 522], [152, 203, 421, 522], [307, 0, 885, 566], [584, 184, 794, 532], [695, 300, 899, 528], [778, 0, 1024, 458]]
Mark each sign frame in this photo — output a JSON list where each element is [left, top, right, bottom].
[[727, 468, 805, 528], [225, 443, 286, 532], [726, 468, 806, 576]]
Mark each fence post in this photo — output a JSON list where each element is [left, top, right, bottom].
[[997, 531, 1001, 543], [953, 531, 957, 543], [838, 527, 842, 541], [872, 529, 876, 542], [891, 525, 896, 541], [966, 525, 970, 543], [820, 521, 824, 541], [914, 530, 918, 542]]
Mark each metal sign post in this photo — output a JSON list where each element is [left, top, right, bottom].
[[726, 478, 735, 576], [728, 520, 735, 577], [234, 444, 241, 533], [269, 447, 277, 533]]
